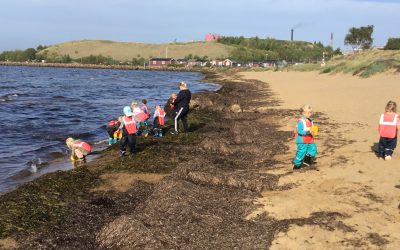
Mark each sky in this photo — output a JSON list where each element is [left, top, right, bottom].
[[0, 0, 399, 52]]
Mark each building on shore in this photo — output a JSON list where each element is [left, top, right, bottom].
[[149, 58, 176, 68]]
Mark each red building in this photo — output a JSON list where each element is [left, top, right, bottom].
[[205, 33, 223, 41], [149, 58, 176, 68]]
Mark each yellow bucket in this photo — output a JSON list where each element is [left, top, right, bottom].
[[310, 125, 319, 137]]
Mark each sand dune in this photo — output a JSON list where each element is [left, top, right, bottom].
[[241, 71, 400, 249]]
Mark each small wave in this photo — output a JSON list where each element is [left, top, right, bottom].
[[10, 158, 47, 180], [0, 93, 27, 101], [0, 85, 17, 89], [70, 132, 96, 140], [94, 139, 108, 145], [48, 151, 66, 159], [52, 95, 66, 99]]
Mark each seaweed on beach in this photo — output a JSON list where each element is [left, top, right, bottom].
[[1, 72, 358, 249], [0, 168, 99, 238]]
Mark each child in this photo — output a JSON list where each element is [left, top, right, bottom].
[[378, 101, 399, 160], [106, 119, 121, 145], [131, 101, 148, 122], [120, 106, 137, 157], [293, 104, 318, 169], [66, 137, 92, 161], [153, 105, 166, 137], [165, 93, 177, 119], [132, 100, 149, 136], [141, 99, 150, 121]]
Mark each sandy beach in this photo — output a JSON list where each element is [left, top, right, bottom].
[[241, 71, 400, 249]]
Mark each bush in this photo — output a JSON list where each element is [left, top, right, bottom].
[[384, 38, 400, 50], [78, 55, 118, 65]]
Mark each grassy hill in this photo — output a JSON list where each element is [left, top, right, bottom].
[[39, 40, 233, 61], [321, 50, 400, 77], [290, 50, 400, 77]]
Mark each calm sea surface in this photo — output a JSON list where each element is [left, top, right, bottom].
[[0, 66, 219, 193]]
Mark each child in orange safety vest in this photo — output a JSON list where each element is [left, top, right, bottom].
[[141, 99, 150, 121], [293, 104, 318, 169], [120, 106, 137, 157], [153, 105, 166, 137], [66, 137, 92, 161], [106, 118, 121, 145], [378, 101, 400, 161]]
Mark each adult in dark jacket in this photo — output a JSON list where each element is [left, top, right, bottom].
[[172, 82, 191, 133]]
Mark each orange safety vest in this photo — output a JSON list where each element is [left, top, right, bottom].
[[135, 112, 148, 122], [379, 113, 398, 138], [73, 141, 92, 152], [295, 117, 314, 144], [158, 109, 166, 126], [141, 104, 150, 120], [123, 116, 137, 135]]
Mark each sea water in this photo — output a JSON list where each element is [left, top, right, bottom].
[[0, 66, 219, 193]]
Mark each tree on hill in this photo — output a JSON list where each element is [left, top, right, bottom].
[[384, 38, 400, 50], [344, 25, 374, 52]]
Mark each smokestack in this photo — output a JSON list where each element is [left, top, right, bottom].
[[291, 29, 294, 41]]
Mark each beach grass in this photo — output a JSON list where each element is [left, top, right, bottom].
[[320, 50, 400, 77]]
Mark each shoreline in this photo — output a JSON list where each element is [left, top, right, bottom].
[[1, 71, 294, 249], [0, 61, 203, 72], [0, 68, 221, 195], [4, 70, 395, 249]]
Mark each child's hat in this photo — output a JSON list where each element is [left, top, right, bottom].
[[123, 106, 133, 116]]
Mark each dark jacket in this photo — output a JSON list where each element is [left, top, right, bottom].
[[174, 89, 191, 110]]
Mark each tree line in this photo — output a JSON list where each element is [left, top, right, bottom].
[[0, 46, 148, 66], [217, 36, 342, 62]]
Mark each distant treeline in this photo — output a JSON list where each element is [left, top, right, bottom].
[[0, 45, 147, 66], [217, 36, 342, 62]]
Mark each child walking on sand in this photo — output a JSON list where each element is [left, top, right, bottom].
[[378, 101, 399, 160], [293, 104, 318, 169]]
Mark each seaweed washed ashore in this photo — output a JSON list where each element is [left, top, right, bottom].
[[1, 72, 346, 249]]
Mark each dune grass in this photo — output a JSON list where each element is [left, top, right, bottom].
[[39, 40, 233, 62], [320, 50, 400, 77]]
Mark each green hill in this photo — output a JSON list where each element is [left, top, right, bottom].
[[39, 40, 233, 61]]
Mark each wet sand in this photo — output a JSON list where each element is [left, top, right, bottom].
[[241, 71, 400, 249]]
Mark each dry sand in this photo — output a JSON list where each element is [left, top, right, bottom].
[[241, 71, 400, 249]]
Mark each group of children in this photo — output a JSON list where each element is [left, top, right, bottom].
[[107, 99, 167, 157], [292, 100, 399, 169], [66, 98, 168, 161]]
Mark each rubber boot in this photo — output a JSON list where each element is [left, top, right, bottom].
[[113, 137, 118, 144], [302, 154, 313, 166], [108, 138, 113, 145], [158, 128, 163, 137]]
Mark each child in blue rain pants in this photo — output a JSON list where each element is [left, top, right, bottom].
[[293, 104, 318, 169]]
